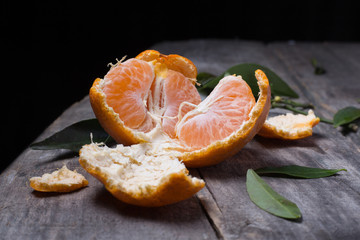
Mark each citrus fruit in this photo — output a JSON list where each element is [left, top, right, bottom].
[[89, 51, 201, 145], [81, 50, 271, 206], [29, 165, 88, 192], [179, 69, 271, 167], [258, 110, 320, 140]]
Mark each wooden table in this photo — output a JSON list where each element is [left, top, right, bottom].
[[1, 40, 359, 240]]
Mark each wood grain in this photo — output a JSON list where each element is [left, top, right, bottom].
[[1, 40, 359, 240]]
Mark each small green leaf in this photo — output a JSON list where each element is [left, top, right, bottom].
[[198, 63, 299, 99], [333, 106, 360, 127], [30, 118, 113, 152], [196, 72, 216, 87], [246, 169, 302, 219], [311, 58, 326, 75], [255, 165, 347, 179]]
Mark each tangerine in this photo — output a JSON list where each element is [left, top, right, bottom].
[[80, 50, 271, 206]]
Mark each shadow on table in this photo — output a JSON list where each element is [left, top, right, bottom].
[[254, 133, 327, 151], [32, 150, 79, 168], [31, 187, 85, 198], [92, 187, 205, 223], [192, 133, 328, 180]]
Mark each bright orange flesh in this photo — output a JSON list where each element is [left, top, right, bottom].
[[93, 54, 201, 139], [89, 50, 271, 166], [101, 62, 255, 149], [162, 70, 201, 137], [176, 75, 255, 149], [103, 58, 155, 132], [179, 69, 271, 168]]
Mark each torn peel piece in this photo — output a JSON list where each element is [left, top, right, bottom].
[[258, 110, 320, 140], [29, 165, 88, 192], [178, 69, 271, 168], [79, 143, 205, 207]]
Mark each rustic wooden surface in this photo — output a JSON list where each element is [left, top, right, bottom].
[[1, 40, 359, 240]]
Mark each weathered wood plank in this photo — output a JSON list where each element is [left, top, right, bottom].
[[153, 40, 360, 239], [0, 97, 218, 240], [325, 42, 360, 74], [268, 41, 360, 145], [1, 40, 359, 240]]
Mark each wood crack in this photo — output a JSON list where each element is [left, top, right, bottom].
[[196, 195, 224, 240], [196, 169, 227, 240]]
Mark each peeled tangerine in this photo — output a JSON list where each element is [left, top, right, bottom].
[[79, 50, 271, 206]]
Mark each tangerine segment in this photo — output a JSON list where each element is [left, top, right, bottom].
[[103, 58, 155, 131], [90, 78, 147, 145], [180, 70, 271, 168], [79, 143, 205, 207], [176, 75, 255, 150], [162, 70, 201, 138], [136, 50, 197, 79], [258, 110, 320, 140], [91, 53, 200, 144]]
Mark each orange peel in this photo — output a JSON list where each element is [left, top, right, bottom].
[[178, 70, 271, 167], [258, 110, 320, 140], [29, 165, 88, 192], [136, 49, 197, 79], [79, 143, 204, 207]]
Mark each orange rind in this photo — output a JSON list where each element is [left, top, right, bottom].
[[136, 50, 197, 79], [179, 70, 271, 167], [29, 165, 88, 192], [258, 110, 320, 140], [79, 143, 204, 207]]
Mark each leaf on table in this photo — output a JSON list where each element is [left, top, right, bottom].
[[30, 118, 113, 152], [196, 72, 216, 87], [196, 72, 217, 95], [197, 63, 299, 99], [333, 106, 360, 127], [255, 165, 347, 179], [311, 58, 326, 75], [246, 169, 302, 220]]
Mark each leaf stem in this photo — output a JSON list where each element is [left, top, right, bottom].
[[271, 103, 333, 124], [281, 99, 314, 109], [319, 117, 334, 124], [272, 96, 314, 109]]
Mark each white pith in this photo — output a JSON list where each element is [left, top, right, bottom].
[[30, 165, 87, 186], [265, 110, 318, 133], [80, 143, 204, 195]]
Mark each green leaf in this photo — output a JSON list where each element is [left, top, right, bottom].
[[196, 72, 216, 87], [311, 58, 326, 75], [198, 63, 299, 99], [255, 165, 347, 179], [246, 169, 302, 219], [30, 118, 113, 152], [333, 106, 360, 127]]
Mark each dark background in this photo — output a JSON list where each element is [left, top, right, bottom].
[[1, 0, 359, 172]]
